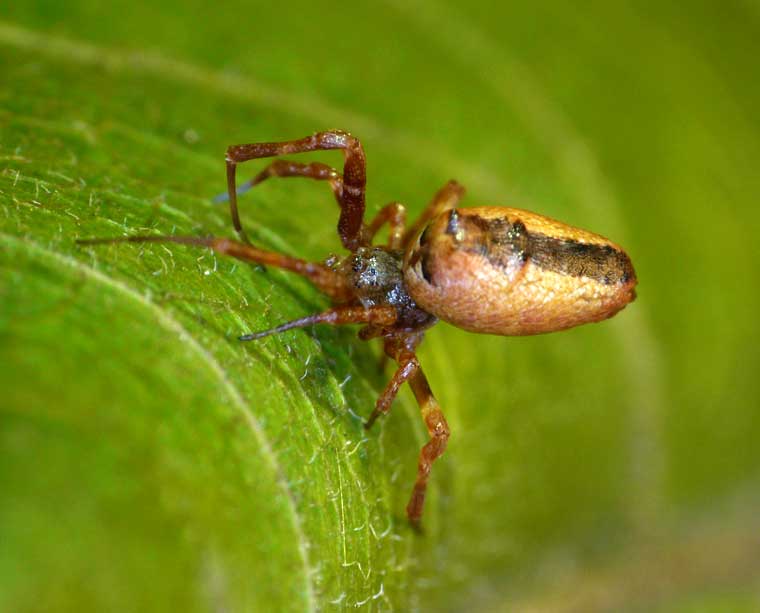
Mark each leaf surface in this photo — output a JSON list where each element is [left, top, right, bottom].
[[1, 2, 759, 611]]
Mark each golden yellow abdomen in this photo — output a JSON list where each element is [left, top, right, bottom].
[[404, 207, 637, 336]]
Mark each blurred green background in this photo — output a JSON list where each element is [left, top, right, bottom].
[[1, 2, 759, 611]]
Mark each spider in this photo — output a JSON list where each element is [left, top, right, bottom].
[[79, 130, 637, 528]]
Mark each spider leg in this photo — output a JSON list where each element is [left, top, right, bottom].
[[76, 234, 350, 301], [364, 347, 418, 429], [406, 366, 450, 529], [225, 131, 367, 251], [402, 180, 465, 248], [366, 202, 407, 249], [239, 305, 397, 340], [213, 159, 342, 208], [367, 334, 450, 528]]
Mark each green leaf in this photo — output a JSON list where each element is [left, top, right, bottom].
[[2, 2, 759, 611]]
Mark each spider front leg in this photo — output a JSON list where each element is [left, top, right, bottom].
[[214, 159, 342, 205], [76, 234, 351, 301], [226, 131, 367, 251], [239, 304, 397, 340], [214, 159, 344, 243]]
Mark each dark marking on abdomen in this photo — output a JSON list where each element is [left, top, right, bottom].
[[466, 213, 635, 286], [527, 234, 635, 285]]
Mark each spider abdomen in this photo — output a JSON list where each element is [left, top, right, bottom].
[[404, 206, 637, 336]]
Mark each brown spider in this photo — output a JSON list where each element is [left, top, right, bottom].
[[79, 130, 637, 528]]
